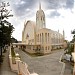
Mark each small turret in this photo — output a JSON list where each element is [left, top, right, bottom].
[[63, 30, 65, 40]]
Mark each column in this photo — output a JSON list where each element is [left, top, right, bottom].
[[45, 33, 47, 44], [48, 33, 49, 44], [40, 33, 41, 44]]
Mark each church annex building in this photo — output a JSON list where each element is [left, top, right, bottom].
[[22, 3, 65, 54]]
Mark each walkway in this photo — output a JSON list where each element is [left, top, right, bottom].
[[15, 48, 64, 75], [0, 48, 17, 75]]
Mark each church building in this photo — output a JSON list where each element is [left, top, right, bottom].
[[22, 3, 64, 54]]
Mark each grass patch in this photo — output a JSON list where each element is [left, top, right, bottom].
[[29, 53, 44, 57]]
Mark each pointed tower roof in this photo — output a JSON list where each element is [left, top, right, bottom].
[[63, 29, 65, 39], [58, 29, 59, 33]]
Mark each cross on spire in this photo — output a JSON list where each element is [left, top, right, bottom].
[[39, 0, 41, 10]]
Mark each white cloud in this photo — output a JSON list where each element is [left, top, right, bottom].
[[11, 7, 75, 41], [26, 8, 30, 11], [46, 8, 75, 41], [2, 0, 74, 41], [14, 0, 26, 5]]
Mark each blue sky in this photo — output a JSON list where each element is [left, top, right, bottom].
[[0, 0, 75, 41]]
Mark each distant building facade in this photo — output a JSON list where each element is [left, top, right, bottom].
[[22, 3, 64, 54]]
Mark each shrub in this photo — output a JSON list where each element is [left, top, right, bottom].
[[65, 44, 74, 55], [0, 55, 4, 63], [11, 47, 15, 57]]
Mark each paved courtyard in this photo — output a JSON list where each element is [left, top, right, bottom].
[[15, 48, 64, 75]]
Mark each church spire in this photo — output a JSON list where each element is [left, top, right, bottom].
[[36, 1, 45, 31], [39, 0, 41, 10]]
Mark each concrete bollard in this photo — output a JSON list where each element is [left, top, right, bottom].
[[15, 53, 22, 75]]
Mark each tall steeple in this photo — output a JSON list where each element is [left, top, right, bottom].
[[36, 1, 46, 31], [39, 0, 41, 10]]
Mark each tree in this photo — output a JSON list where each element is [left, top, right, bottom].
[[65, 43, 74, 55], [11, 37, 18, 43], [64, 29, 75, 55], [71, 29, 75, 43], [0, 2, 14, 56]]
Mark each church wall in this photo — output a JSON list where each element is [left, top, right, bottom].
[[50, 31, 64, 50], [36, 28, 64, 52], [22, 21, 36, 45], [36, 7, 45, 32], [36, 28, 52, 54], [22, 2, 65, 54], [25, 45, 36, 54]]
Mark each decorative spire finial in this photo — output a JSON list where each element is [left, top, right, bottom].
[[39, 0, 41, 10]]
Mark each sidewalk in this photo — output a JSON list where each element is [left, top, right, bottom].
[[0, 49, 17, 75], [63, 60, 73, 75]]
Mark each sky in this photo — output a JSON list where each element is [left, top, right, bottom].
[[0, 0, 75, 41]]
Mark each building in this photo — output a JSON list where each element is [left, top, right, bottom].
[[22, 2, 64, 54]]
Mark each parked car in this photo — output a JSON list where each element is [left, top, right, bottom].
[[63, 54, 71, 61]]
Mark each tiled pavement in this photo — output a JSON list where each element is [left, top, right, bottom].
[[0, 47, 72, 75], [64, 60, 73, 75], [0, 49, 17, 75], [15, 48, 64, 75]]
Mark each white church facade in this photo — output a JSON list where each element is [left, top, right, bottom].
[[22, 3, 64, 54]]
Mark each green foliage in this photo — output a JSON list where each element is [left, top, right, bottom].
[[11, 47, 15, 57], [0, 2, 14, 56], [11, 37, 18, 43], [0, 55, 3, 63], [71, 29, 75, 43], [0, 55, 4, 63], [11, 46, 16, 64], [0, 20, 14, 45], [22, 48, 44, 57], [71, 29, 75, 34], [65, 44, 74, 55]]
